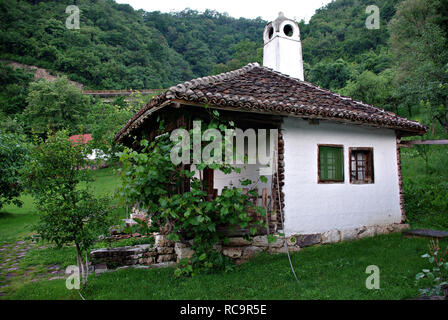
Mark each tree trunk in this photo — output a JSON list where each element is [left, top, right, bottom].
[[85, 251, 89, 284], [75, 243, 86, 287], [435, 115, 448, 135], [408, 105, 413, 118]]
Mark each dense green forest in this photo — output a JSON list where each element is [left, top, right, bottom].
[[0, 0, 266, 89], [0, 0, 447, 228], [0, 0, 404, 90]]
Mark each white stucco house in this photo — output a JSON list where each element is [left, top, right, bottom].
[[114, 13, 427, 244]]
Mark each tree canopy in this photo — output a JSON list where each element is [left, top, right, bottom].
[[389, 0, 448, 132], [23, 77, 89, 136]]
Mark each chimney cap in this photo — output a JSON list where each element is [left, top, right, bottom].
[[271, 12, 293, 32]]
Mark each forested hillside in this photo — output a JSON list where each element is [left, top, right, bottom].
[[0, 0, 409, 116], [0, 0, 447, 228], [0, 0, 265, 89], [0, 0, 404, 90], [301, 0, 399, 90], [1, 0, 447, 128]]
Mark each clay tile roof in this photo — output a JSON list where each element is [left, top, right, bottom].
[[114, 63, 427, 142], [69, 133, 92, 145]]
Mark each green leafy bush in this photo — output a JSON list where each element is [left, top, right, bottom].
[[404, 176, 448, 230], [0, 63, 33, 116], [0, 130, 30, 209], [23, 77, 89, 136], [415, 240, 448, 297]]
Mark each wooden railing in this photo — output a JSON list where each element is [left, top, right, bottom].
[[399, 139, 448, 147], [82, 89, 162, 97], [215, 187, 280, 236]]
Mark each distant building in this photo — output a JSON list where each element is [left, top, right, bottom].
[[68, 133, 106, 161]]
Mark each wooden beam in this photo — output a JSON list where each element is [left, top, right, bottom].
[[401, 139, 448, 146]]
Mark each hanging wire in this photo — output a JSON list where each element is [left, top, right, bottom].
[[274, 142, 299, 283], [78, 290, 86, 300]]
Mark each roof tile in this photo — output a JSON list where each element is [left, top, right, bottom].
[[115, 63, 427, 142]]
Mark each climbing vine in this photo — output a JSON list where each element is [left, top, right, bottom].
[[118, 111, 269, 276]]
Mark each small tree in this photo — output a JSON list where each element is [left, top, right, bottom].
[[0, 130, 30, 209], [23, 77, 89, 136], [24, 130, 113, 286]]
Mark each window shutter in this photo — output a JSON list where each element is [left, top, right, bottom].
[[320, 147, 328, 180], [367, 150, 374, 183], [335, 147, 343, 181]]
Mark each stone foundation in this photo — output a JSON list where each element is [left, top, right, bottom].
[[214, 223, 409, 264], [91, 223, 410, 270]]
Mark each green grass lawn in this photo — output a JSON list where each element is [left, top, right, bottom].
[[6, 233, 446, 300], [0, 166, 125, 245], [1, 165, 447, 300], [0, 193, 37, 244]]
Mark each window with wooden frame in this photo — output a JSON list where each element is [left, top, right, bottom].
[[318, 145, 344, 183], [349, 148, 374, 184]]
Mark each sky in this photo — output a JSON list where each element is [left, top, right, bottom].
[[115, 0, 333, 22]]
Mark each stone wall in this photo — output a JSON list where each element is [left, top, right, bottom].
[[396, 134, 406, 223], [91, 223, 410, 270], [90, 235, 175, 269]]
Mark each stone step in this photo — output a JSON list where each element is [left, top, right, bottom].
[[402, 229, 448, 239]]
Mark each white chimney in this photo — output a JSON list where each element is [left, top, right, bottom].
[[263, 12, 304, 81]]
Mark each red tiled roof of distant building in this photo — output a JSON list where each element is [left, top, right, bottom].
[[69, 134, 92, 145]]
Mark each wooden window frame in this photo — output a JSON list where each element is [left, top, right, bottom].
[[318, 144, 345, 184], [349, 147, 374, 184], [203, 167, 215, 200]]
